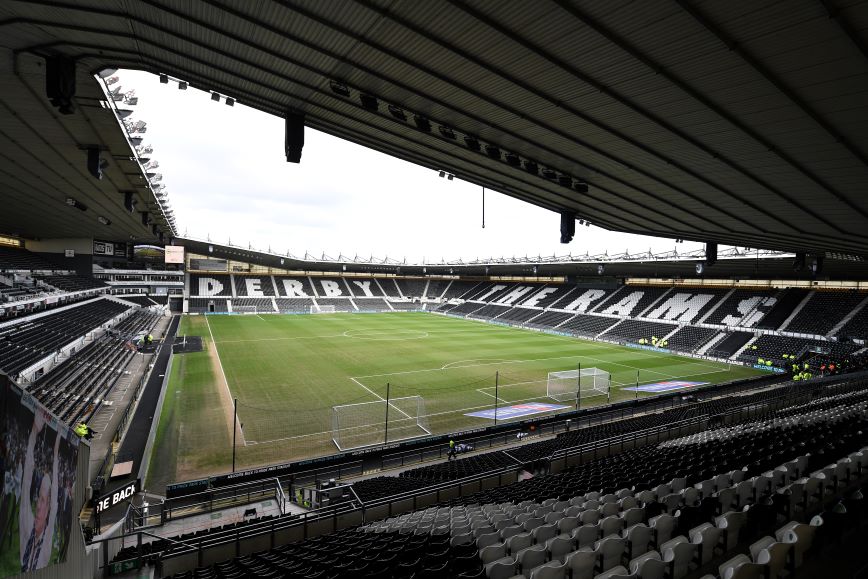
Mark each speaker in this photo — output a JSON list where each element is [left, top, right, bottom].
[[811, 254, 824, 276], [560, 211, 575, 244], [87, 147, 103, 180], [45, 56, 76, 114], [285, 111, 305, 163], [705, 242, 717, 266]]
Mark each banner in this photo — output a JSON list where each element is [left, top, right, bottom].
[[164, 245, 184, 264], [0, 382, 79, 576]]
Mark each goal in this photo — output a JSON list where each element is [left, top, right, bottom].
[[233, 305, 259, 315], [311, 304, 336, 314], [547, 367, 610, 402], [331, 395, 431, 451]]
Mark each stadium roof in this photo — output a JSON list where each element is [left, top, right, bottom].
[[179, 237, 868, 280], [2, 1, 868, 256]]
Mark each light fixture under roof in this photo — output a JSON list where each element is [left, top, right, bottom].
[[98, 215, 111, 226], [211, 92, 220, 102], [178, 81, 188, 90], [225, 97, 235, 107], [159, 73, 168, 84]]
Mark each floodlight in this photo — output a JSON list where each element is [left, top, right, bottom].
[[464, 135, 480, 152], [438, 126, 456, 139], [388, 104, 406, 121], [329, 80, 350, 97], [178, 81, 188, 90], [211, 92, 220, 102], [359, 93, 378, 111], [542, 168, 557, 180], [438, 170, 445, 178], [98, 215, 111, 225], [447, 173, 454, 181], [414, 115, 431, 132], [159, 73, 168, 84], [225, 97, 235, 106]]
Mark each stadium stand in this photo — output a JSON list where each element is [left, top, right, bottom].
[[0, 245, 64, 271], [274, 275, 316, 298], [755, 288, 810, 330], [837, 302, 868, 340], [394, 278, 427, 299], [232, 297, 276, 312], [0, 299, 130, 377], [354, 298, 392, 312], [702, 289, 778, 327], [423, 279, 452, 299], [600, 320, 678, 343], [116, 295, 165, 307], [233, 275, 276, 296], [36, 274, 108, 292], [314, 298, 356, 311], [739, 335, 860, 367], [447, 302, 486, 316], [274, 297, 314, 312], [713, 332, 756, 358], [496, 307, 546, 325], [784, 290, 867, 336], [28, 309, 160, 423], [188, 297, 228, 313], [526, 311, 576, 330], [386, 300, 423, 311], [467, 304, 512, 320], [442, 281, 484, 300], [665, 326, 722, 354], [189, 274, 232, 297], [558, 314, 620, 338]]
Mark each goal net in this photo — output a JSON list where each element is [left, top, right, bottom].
[[233, 305, 259, 315], [331, 395, 431, 451], [547, 367, 610, 402], [311, 304, 337, 314]]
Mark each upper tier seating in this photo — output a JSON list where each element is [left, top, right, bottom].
[[393, 278, 426, 298], [837, 301, 868, 340], [739, 335, 860, 367], [702, 289, 778, 327], [0, 246, 64, 271], [425, 279, 455, 299], [755, 288, 809, 330], [784, 290, 867, 336], [29, 309, 160, 424], [0, 299, 130, 377], [37, 274, 108, 292]]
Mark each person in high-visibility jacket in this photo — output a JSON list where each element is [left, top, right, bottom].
[[74, 423, 88, 437]]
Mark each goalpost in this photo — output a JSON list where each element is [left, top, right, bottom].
[[331, 395, 431, 451], [233, 305, 259, 315], [311, 304, 337, 314], [547, 367, 610, 403]]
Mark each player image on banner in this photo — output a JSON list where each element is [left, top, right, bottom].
[[0, 383, 79, 577]]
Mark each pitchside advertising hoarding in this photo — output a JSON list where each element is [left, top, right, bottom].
[[0, 379, 79, 577]]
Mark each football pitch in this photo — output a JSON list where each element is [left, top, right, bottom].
[[146, 312, 765, 490]]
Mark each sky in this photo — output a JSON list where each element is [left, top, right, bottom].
[[120, 70, 704, 263]]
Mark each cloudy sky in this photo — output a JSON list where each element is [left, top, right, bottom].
[[121, 70, 703, 263]]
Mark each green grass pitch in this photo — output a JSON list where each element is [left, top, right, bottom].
[[146, 312, 765, 490]]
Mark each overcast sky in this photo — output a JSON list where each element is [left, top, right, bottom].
[[120, 70, 704, 263]]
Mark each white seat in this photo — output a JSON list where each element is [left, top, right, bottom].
[[775, 518, 822, 566], [600, 515, 625, 538], [574, 524, 601, 549], [621, 507, 645, 528], [648, 513, 676, 546], [750, 537, 790, 579]]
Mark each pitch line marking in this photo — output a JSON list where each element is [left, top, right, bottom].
[[442, 358, 519, 369], [205, 315, 246, 445], [348, 377, 413, 420]]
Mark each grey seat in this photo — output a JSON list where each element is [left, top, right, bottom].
[[689, 522, 722, 565], [660, 536, 696, 579], [545, 534, 574, 562], [718, 554, 766, 579], [480, 542, 507, 564], [595, 565, 637, 579], [516, 544, 547, 577], [485, 556, 517, 579], [628, 551, 667, 579], [594, 535, 628, 572], [506, 531, 533, 555], [565, 549, 596, 579], [529, 560, 567, 579], [622, 523, 652, 560]]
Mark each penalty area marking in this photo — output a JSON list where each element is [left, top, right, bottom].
[[343, 329, 429, 340], [441, 358, 519, 370]]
